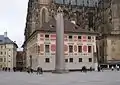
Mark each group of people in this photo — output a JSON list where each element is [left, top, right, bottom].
[[1, 65, 120, 74], [81, 66, 93, 73], [2, 67, 11, 72], [26, 66, 43, 75], [97, 66, 103, 72], [111, 65, 120, 71], [2, 67, 17, 72]]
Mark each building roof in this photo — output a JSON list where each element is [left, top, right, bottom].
[[40, 18, 98, 34], [22, 18, 98, 47], [0, 35, 18, 47]]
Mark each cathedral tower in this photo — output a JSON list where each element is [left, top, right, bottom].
[[25, 0, 52, 39]]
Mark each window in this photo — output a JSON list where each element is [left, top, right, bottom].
[[42, 9, 46, 24], [0, 58, 3, 62], [4, 58, 6, 62], [9, 55, 10, 57], [65, 59, 68, 63], [79, 58, 82, 62], [69, 36, 72, 39], [69, 45, 73, 53], [1, 46, 3, 49], [1, 52, 3, 55], [89, 58, 92, 62], [69, 58, 73, 63], [88, 36, 91, 39], [45, 34, 49, 38], [88, 46, 92, 53], [78, 46, 82, 53], [78, 36, 81, 39], [5, 52, 6, 55], [45, 45, 50, 53], [45, 58, 50, 63]]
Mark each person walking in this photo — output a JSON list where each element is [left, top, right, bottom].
[[27, 66, 31, 74], [111, 66, 114, 71], [97, 66, 101, 72], [116, 65, 119, 71], [37, 67, 39, 75], [37, 67, 43, 75], [40, 67, 43, 74], [8, 68, 10, 72]]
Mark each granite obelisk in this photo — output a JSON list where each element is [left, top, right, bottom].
[[53, 7, 66, 73]]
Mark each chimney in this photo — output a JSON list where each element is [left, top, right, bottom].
[[4, 32, 7, 38]]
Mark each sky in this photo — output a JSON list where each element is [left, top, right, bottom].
[[0, 0, 29, 49], [0, 0, 98, 50]]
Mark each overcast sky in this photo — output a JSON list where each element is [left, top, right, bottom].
[[0, 0, 98, 50], [0, 0, 29, 49]]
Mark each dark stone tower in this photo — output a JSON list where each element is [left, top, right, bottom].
[[24, 0, 97, 40]]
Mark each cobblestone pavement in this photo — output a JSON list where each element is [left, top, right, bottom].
[[0, 71, 120, 85]]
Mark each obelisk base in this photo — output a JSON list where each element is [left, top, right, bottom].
[[52, 69, 69, 74]]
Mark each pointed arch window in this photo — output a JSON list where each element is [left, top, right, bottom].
[[42, 9, 46, 25]]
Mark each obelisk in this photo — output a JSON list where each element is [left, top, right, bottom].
[[53, 7, 66, 73]]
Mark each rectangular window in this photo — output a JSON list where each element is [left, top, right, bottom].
[[45, 45, 50, 53], [1, 46, 3, 49], [79, 58, 82, 62], [4, 58, 6, 62], [69, 58, 73, 63], [5, 52, 6, 55], [65, 59, 68, 63], [89, 58, 92, 62], [45, 58, 50, 63], [69, 45, 73, 53], [69, 36, 73, 39], [78, 46, 82, 53], [88, 36, 91, 39], [0, 52, 3, 55], [88, 46, 92, 53], [0, 58, 3, 62], [78, 36, 81, 39], [45, 34, 49, 38]]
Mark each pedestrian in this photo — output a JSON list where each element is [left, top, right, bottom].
[[8, 68, 10, 72], [37, 67, 40, 75], [111, 66, 114, 71], [101, 67, 103, 72], [13, 67, 16, 72], [5, 67, 7, 72], [2, 67, 4, 71], [82, 66, 87, 73], [27, 67, 30, 74], [30, 68, 33, 73], [90, 67, 92, 71], [116, 65, 119, 71], [40, 67, 43, 74], [97, 66, 101, 72], [37, 67, 42, 75]]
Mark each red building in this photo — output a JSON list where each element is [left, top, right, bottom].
[[23, 19, 98, 71]]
